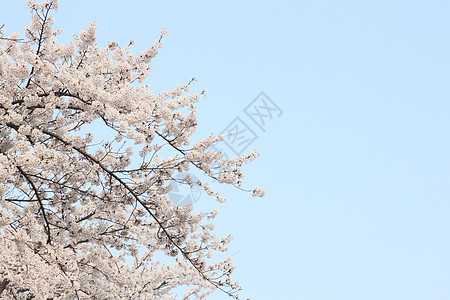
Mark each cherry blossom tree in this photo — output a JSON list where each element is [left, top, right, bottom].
[[0, 1, 264, 299]]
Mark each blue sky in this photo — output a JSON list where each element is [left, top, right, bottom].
[[2, 0, 450, 299]]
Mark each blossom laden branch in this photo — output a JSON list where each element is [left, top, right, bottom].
[[16, 165, 52, 244], [40, 127, 239, 298]]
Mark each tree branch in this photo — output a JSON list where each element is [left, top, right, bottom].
[[16, 166, 52, 244], [40, 128, 238, 298], [0, 278, 9, 295], [25, 2, 53, 89]]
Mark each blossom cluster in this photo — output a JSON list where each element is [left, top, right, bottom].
[[0, 1, 264, 299]]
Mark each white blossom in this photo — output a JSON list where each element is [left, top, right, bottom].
[[0, 1, 264, 299], [252, 187, 266, 197]]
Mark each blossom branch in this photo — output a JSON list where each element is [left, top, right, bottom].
[[39, 128, 238, 298], [16, 166, 52, 244]]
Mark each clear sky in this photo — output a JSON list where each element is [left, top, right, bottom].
[[2, 0, 450, 299]]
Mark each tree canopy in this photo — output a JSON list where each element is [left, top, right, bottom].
[[0, 1, 263, 298]]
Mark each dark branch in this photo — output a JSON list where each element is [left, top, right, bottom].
[[0, 278, 9, 295], [16, 166, 52, 244]]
